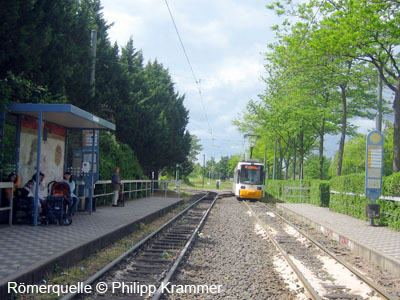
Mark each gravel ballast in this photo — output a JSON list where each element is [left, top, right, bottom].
[[167, 197, 301, 300]]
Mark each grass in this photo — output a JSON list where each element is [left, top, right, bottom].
[[180, 176, 232, 191]]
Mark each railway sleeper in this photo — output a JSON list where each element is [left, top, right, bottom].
[[140, 253, 172, 258], [323, 293, 362, 299], [159, 237, 187, 241], [322, 284, 347, 290], [168, 228, 195, 232], [129, 263, 167, 269], [163, 235, 190, 240], [150, 244, 181, 250], [153, 241, 185, 247], [99, 296, 143, 300], [127, 269, 164, 276], [171, 225, 198, 230], [145, 248, 179, 253], [123, 276, 157, 284], [134, 258, 171, 264]]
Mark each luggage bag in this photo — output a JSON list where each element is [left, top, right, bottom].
[[117, 192, 125, 207]]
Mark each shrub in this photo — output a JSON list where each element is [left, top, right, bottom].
[[329, 173, 400, 230], [99, 132, 143, 180]]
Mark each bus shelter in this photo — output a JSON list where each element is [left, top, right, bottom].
[[3, 103, 115, 226]]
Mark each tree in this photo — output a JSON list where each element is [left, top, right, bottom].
[[228, 155, 243, 178], [303, 153, 331, 180], [0, 0, 192, 180], [216, 156, 230, 180], [314, 0, 400, 172]]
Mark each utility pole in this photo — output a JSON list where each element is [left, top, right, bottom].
[[376, 70, 383, 131], [244, 134, 260, 160], [175, 163, 179, 186], [273, 140, 277, 180], [263, 146, 267, 197], [90, 30, 97, 98], [202, 154, 205, 187]]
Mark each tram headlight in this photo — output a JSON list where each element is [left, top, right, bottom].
[[241, 186, 245, 189]]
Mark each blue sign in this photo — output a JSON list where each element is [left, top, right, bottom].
[[81, 130, 99, 188], [365, 130, 384, 200]]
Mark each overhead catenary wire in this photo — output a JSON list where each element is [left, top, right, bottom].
[[164, 0, 213, 138]]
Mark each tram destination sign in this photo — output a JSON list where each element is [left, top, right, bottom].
[[365, 130, 384, 199]]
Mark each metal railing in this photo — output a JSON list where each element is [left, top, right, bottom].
[[284, 185, 310, 202], [153, 180, 180, 198], [92, 180, 180, 206], [0, 182, 13, 225]]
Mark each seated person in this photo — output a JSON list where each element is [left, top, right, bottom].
[[31, 172, 48, 216], [2, 172, 20, 207], [15, 180, 42, 214], [62, 171, 79, 216], [31, 172, 48, 200]]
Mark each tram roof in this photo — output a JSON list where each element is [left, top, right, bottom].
[[239, 160, 261, 164], [7, 103, 115, 130]]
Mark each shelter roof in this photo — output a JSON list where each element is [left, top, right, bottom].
[[7, 103, 115, 130]]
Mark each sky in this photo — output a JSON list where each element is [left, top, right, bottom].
[[100, 0, 384, 163]]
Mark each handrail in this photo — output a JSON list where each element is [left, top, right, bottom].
[[330, 190, 400, 202], [0, 182, 13, 225], [91, 180, 180, 205]]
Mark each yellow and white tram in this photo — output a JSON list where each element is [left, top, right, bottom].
[[232, 160, 264, 200]]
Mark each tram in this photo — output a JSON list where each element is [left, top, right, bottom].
[[232, 160, 264, 200]]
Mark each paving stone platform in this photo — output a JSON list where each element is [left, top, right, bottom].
[[0, 196, 183, 297], [277, 203, 400, 277]]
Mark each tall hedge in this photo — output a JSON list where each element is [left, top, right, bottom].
[[330, 173, 400, 230], [381, 172, 400, 229], [329, 174, 368, 220], [310, 180, 330, 207], [266, 173, 400, 230]]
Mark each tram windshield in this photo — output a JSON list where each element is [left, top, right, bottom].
[[240, 165, 263, 185]]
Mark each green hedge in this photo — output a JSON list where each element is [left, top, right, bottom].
[[329, 173, 400, 230], [310, 180, 330, 207], [265, 179, 330, 207], [266, 173, 400, 230], [329, 174, 366, 219], [381, 172, 400, 230]]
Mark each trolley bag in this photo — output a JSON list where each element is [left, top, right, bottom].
[[117, 192, 125, 207]]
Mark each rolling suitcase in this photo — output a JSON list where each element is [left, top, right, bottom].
[[117, 192, 125, 207]]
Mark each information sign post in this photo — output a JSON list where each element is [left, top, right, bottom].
[[82, 130, 99, 214], [365, 130, 384, 226]]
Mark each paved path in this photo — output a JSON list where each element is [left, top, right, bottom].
[[0, 196, 182, 286], [277, 203, 400, 276]]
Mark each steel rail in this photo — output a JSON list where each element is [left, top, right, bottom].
[[264, 203, 398, 300], [151, 193, 218, 300], [243, 201, 322, 300], [60, 192, 209, 300]]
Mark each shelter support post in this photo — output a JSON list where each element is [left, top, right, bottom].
[[88, 129, 95, 214], [34, 111, 43, 227]]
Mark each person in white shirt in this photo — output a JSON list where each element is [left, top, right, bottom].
[[62, 171, 79, 216], [30, 172, 47, 215]]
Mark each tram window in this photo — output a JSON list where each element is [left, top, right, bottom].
[[236, 170, 240, 183], [240, 165, 263, 185]]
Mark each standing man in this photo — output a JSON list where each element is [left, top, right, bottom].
[[112, 167, 121, 207]]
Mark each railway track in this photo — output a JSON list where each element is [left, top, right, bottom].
[[243, 201, 398, 300], [60, 192, 218, 300]]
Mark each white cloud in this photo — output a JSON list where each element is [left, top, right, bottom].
[[351, 117, 376, 134], [101, 0, 276, 161]]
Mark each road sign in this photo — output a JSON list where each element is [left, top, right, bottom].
[[365, 130, 384, 200]]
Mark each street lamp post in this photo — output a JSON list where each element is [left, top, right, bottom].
[[244, 134, 260, 159]]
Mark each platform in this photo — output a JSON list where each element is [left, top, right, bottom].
[[277, 203, 400, 277], [0, 196, 183, 297]]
